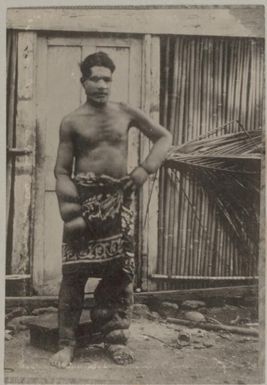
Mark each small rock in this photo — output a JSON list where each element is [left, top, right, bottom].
[[177, 331, 191, 347], [194, 329, 206, 338], [158, 302, 179, 318], [147, 311, 161, 321], [132, 304, 150, 318], [32, 306, 58, 315], [198, 307, 208, 314], [218, 333, 231, 340], [184, 311, 205, 323], [5, 330, 13, 341], [237, 337, 252, 343], [203, 341, 214, 348], [5, 307, 28, 323], [6, 315, 37, 333], [181, 300, 206, 310], [7, 319, 27, 332]]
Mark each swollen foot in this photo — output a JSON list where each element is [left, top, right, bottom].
[[49, 346, 74, 369], [105, 344, 135, 365]]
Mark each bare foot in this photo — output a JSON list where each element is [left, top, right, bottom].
[[49, 347, 74, 369], [105, 344, 135, 365]]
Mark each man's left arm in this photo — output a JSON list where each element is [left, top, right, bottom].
[[127, 106, 172, 187]]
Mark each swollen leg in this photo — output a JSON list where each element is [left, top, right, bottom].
[[92, 271, 135, 365], [104, 282, 135, 365]]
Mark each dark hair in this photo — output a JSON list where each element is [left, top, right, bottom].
[[80, 51, 115, 81]]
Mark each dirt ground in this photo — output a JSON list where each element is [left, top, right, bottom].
[[4, 314, 260, 385]]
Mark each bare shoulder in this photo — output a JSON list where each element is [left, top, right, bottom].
[[113, 102, 144, 120], [116, 102, 137, 114], [60, 106, 85, 132]]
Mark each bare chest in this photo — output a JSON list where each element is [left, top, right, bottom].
[[73, 113, 130, 149]]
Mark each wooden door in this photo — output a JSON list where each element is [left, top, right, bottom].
[[34, 34, 142, 295]]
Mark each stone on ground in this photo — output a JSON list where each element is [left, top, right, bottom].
[[181, 300, 206, 310], [7, 315, 38, 333], [132, 304, 151, 319], [5, 330, 13, 341], [158, 302, 179, 318], [184, 311, 206, 322], [32, 307, 58, 316], [5, 307, 28, 323]]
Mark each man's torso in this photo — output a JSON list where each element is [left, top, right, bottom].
[[67, 102, 133, 179]]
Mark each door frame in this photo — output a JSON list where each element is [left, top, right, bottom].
[[15, 31, 160, 294]]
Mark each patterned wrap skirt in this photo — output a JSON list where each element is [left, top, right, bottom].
[[62, 173, 135, 277]]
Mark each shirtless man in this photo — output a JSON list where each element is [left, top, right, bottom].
[[50, 52, 172, 368]]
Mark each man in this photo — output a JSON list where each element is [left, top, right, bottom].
[[50, 52, 172, 368]]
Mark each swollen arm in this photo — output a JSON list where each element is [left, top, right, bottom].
[[54, 121, 83, 224]]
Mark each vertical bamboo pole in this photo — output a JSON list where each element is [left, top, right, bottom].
[[158, 37, 170, 279], [173, 37, 185, 278], [182, 39, 191, 276], [194, 183, 202, 275], [171, 171, 180, 276], [236, 39, 244, 127], [255, 40, 261, 130], [166, 170, 175, 278], [250, 40, 256, 131], [217, 39, 224, 129], [163, 38, 179, 279], [222, 39, 229, 127]]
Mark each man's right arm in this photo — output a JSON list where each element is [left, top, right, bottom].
[[54, 118, 86, 235]]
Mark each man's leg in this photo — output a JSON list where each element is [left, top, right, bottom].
[[50, 271, 88, 368], [91, 258, 135, 365]]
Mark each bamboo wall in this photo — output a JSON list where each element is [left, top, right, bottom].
[[157, 36, 264, 290]]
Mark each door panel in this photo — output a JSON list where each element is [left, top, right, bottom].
[[46, 45, 82, 191], [34, 35, 142, 295]]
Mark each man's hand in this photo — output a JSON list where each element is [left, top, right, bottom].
[[64, 216, 87, 240], [124, 166, 149, 191]]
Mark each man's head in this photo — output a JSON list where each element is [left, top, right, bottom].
[[80, 52, 115, 106]]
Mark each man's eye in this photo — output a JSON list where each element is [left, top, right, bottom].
[[104, 78, 112, 82]]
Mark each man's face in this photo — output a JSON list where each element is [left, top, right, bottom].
[[82, 66, 112, 105]]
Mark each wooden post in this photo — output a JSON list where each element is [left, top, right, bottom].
[[32, 36, 47, 293], [147, 37, 160, 291], [140, 35, 160, 291], [10, 32, 37, 276], [139, 34, 151, 291]]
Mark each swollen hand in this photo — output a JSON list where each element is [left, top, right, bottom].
[[64, 216, 87, 239], [124, 166, 149, 191]]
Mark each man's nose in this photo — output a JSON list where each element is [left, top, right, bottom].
[[98, 79, 107, 88]]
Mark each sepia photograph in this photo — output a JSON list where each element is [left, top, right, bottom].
[[4, 3, 265, 384]]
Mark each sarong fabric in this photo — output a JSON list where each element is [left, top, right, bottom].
[[62, 173, 135, 276]]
